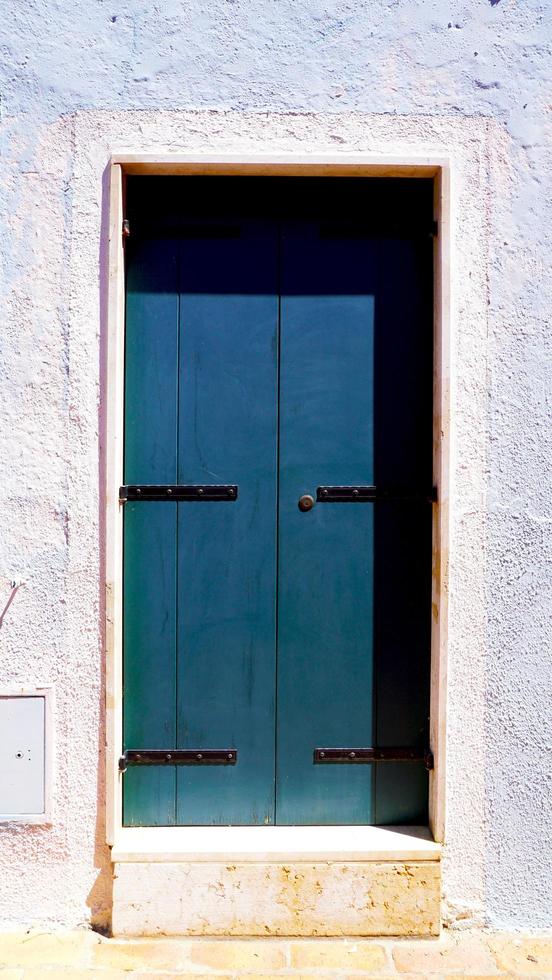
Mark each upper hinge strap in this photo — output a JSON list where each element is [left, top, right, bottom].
[[314, 747, 434, 770], [119, 749, 237, 771], [317, 486, 437, 503]]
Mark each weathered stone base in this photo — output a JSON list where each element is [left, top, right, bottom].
[[112, 861, 440, 937]]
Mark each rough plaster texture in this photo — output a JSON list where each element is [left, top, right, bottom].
[[0, 0, 550, 933]]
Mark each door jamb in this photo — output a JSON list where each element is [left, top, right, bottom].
[[105, 154, 451, 847]]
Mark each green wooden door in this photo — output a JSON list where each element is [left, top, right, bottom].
[[276, 222, 433, 825], [123, 220, 279, 826], [122, 178, 433, 827]]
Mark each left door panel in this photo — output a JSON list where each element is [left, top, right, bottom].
[[123, 222, 279, 825]]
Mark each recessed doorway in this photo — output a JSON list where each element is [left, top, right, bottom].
[[120, 176, 435, 827]]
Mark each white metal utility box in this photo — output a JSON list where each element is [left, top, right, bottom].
[[0, 689, 53, 823]]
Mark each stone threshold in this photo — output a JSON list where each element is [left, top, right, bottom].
[[111, 827, 441, 938], [111, 824, 441, 863]]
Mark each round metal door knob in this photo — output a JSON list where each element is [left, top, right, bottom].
[[298, 494, 315, 512]]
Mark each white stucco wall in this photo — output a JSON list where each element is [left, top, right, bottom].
[[0, 1, 550, 932]]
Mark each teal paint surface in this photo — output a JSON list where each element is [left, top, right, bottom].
[[175, 221, 279, 824], [123, 238, 179, 825], [123, 220, 279, 825], [122, 178, 433, 827], [276, 223, 376, 824]]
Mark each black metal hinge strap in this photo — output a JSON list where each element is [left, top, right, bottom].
[[119, 749, 237, 771], [317, 486, 437, 503], [120, 485, 238, 502], [314, 747, 434, 771], [319, 221, 438, 239]]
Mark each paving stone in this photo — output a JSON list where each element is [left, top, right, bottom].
[[344, 974, 445, 980], [189, 939, 287, 971], [92, 939, 194, 971], [290, 939, 387, 970], [489, 937, 552, 975], [0, 930, 548, 979], [392, 932, 498, 974], [127, 974, 234, 980], [23, 971, 128, 979], [228, 975, 324, 980], [0, 933, 98, 968]]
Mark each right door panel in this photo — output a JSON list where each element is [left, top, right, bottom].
[[276, 220, 433, 825]]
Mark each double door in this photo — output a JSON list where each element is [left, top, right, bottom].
[[122, 178, 433, 827]]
